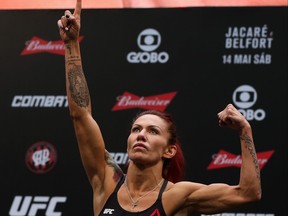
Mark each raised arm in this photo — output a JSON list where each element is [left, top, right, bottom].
[[166, 104, 261, 215], [57, 0, 122, 193], [194, 103, 261, 213], [217, 103, 261, 203]]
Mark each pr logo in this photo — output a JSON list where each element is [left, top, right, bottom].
[[25, 141, 57, 174]]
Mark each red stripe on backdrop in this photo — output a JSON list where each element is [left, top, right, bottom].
[[0, 0, 287, 10]]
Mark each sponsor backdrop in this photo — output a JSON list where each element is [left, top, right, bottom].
[[0, 6, 287, 216]]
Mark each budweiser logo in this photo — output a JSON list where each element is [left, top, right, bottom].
[[21, 36, 84, 56], [208, 149, 274, 170], [112, 91, 177, 111]]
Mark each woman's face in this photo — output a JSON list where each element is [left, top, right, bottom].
[[127, 114, 170, 165]]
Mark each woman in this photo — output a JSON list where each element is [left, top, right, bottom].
[[57, 0, 261, 215]]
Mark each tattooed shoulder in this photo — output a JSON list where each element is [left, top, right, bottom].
[[105, 150, 124, 182]]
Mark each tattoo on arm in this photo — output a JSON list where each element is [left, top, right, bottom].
[[241, 133, 261, 190], [105, 150, 124, 182], [67, 45, 72, 55], [67, 62, 90, 107]]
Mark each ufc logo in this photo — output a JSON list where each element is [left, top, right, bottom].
[[103, 209, 114, 214], [9, 196, 67, 216]]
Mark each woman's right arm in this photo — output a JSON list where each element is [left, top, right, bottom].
[[57, 0, 123, 194]]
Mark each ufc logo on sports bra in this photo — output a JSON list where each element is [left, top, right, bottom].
[[103, 208, 115, 214]]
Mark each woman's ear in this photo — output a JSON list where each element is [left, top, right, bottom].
[[163, 145, 177, 159]]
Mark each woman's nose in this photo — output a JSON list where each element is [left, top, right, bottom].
[[137, 130, 146, 141]]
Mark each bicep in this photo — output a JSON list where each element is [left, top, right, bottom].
[[166, 182, 244, 215], [186, 183, 245, 214], [73, 114, 124, 198], [73, 114, 109, 183]]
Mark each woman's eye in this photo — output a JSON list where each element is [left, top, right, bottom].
[[132, 127, 140, 132], [149, 129, 158, 134]]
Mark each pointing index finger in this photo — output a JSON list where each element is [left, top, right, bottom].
[[74, 0, 81, 17]]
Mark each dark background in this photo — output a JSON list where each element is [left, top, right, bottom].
[[0, 6, 287, 216]]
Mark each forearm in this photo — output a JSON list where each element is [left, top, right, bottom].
[[64, 40, 104, 181], [239, 124, 261, 200], [64, 40, 91, 116]]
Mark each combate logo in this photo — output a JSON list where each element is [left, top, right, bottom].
[[25, 141, 57, 174]]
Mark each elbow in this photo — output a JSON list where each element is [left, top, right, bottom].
[[69, 107, 91, 120], [252, 183, 262, 202], [251, 194, 261, 203], [254, 189, 262, 201], [69, 110, 79, 119], [69, 110, 90, 125], [241, 177, 262, 203], [247, 188, 262, 203], [239, 184, 262, 204]]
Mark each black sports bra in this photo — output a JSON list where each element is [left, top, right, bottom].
[[98, 175, 168, 216]]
